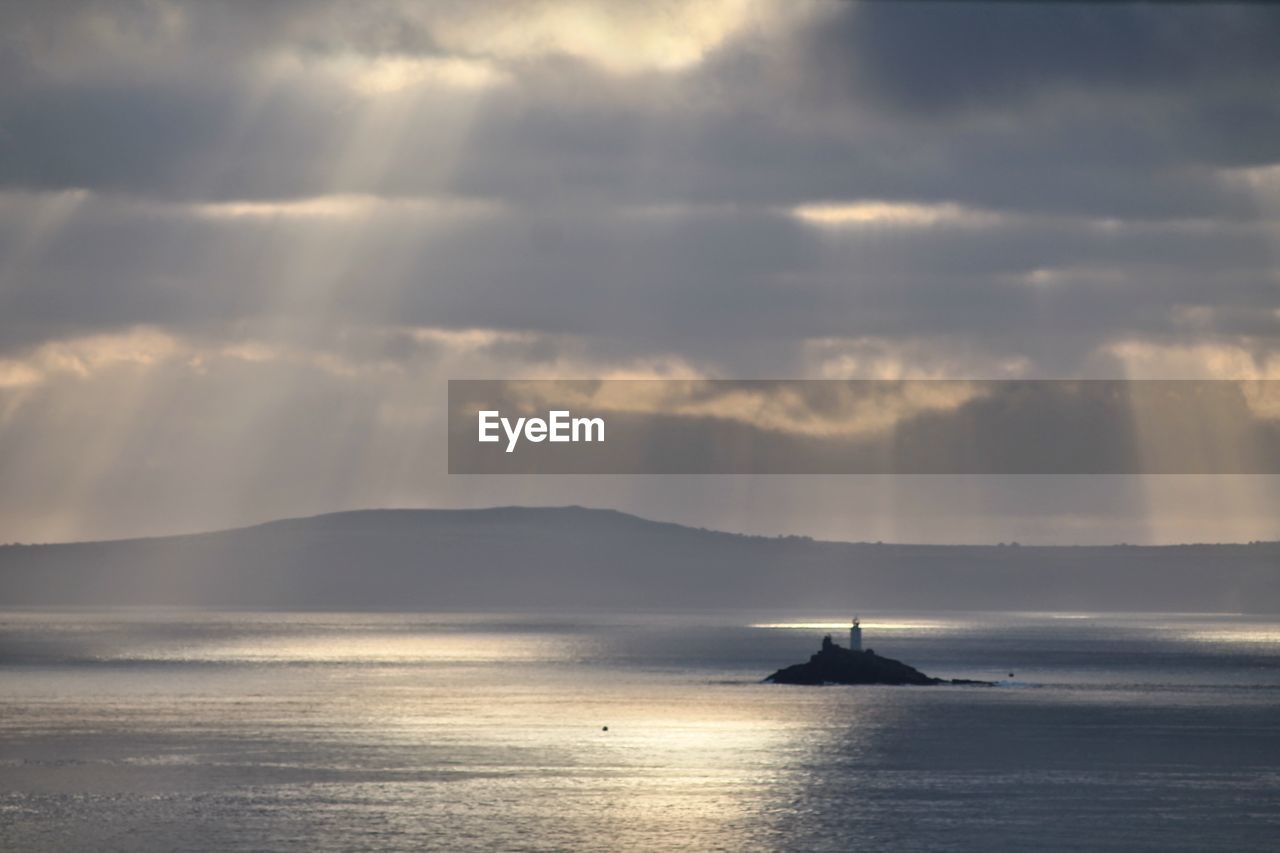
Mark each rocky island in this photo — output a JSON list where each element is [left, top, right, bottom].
[[765, 634, 993, 686]]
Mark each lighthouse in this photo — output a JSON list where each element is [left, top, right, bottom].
[[849, 617, 863, 652]]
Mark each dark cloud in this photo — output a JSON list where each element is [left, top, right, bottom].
[[0, 1, 1276, 221], [810, 2, 1280, 118]]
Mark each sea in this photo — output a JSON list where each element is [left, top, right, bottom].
[[1, 610, 1277, 851]]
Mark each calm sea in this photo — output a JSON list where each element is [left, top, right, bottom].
[[1, 610, 1278, 851]]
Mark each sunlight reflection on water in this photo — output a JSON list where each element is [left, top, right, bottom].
[[751, 620, 960, 632], [1, 610, 1277, 851]]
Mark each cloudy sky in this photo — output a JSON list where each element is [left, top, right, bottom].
[[1, 0, 1279, 544]]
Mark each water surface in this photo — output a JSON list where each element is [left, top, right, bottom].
[[2, 610, 1278, 851]]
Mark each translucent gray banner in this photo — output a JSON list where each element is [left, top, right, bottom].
[[448, 380, 1280, 474]]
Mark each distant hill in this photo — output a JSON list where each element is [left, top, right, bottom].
[[1, 506, 1277, 611]]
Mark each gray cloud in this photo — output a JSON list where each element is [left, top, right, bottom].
[[0, 0, 1278, 542], [2, 195, 1274, 370]]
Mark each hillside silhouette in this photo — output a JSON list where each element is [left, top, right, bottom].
[[1, 507, 1277, 611]]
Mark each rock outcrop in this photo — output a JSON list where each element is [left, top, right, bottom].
[[765, 635, 992, 686]]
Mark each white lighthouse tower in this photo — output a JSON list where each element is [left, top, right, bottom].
[[849, 617, 863, 652]]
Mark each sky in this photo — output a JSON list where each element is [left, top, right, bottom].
[[1, 0, 1279, 545]]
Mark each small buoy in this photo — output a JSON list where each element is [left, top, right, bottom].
[[602, 726, 608, 731], [1008, 672, 1015, 678]]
